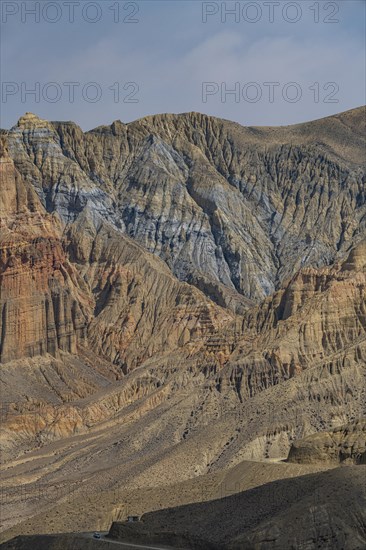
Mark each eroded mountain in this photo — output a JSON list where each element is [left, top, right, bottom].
[[4, 107, 366, 312], [0, 108, 365, 547]]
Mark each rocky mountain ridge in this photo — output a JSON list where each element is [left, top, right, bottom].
[[4, 107, 365, 311], [0, 107, 365, 547], [0, 133, 232, 368]]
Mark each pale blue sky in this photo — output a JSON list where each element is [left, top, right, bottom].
[[1, 0, 365, 129]]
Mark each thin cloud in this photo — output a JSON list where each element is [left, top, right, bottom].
[[1, 1, 365, 129]]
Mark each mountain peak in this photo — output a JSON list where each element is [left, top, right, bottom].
[[16, 112, 50, 130]]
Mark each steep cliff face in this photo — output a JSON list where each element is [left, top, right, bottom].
[[0, 130, 232, 368], [225, 239, 366, 400], [0, 137, 88, 362], [0, 236, 88, 362], [5, 108, 365, 310]]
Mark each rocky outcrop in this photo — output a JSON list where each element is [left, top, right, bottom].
[[0, 236, 88, 362], [0, 132, 232, 367], [288, 420, 366, 464], [0, 137, 88, 362], [214, 238, 366, 404]]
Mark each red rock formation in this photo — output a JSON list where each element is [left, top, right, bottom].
[[0, 137, 88, 362]]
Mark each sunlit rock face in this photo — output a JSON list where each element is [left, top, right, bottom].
[[0, 110, 366, 550], [5, 107, 365, 312], [0, 135, 88, 363], [0, 133, 232, 368], [0, 108, 365, 489]]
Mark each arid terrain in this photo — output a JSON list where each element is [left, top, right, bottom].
[[0, 107, 365, 549]]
